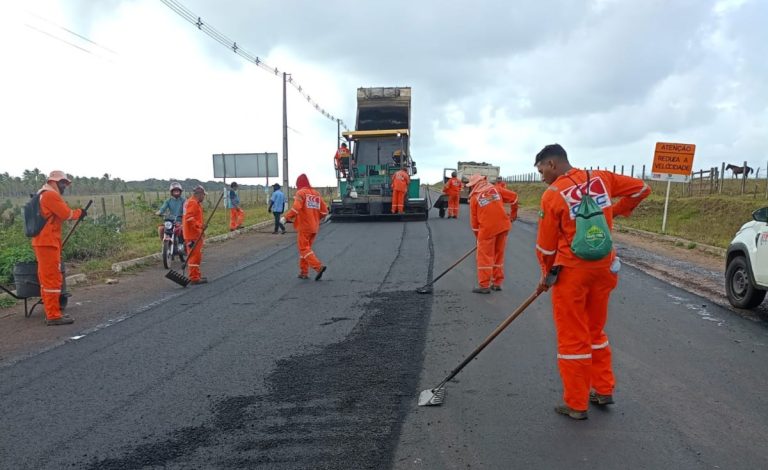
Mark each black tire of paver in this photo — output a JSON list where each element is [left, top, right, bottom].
[[725, 255, 767, 309]]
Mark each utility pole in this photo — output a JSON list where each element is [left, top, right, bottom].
[[337, 118, 341, 146], [282, 72, 290, 199]]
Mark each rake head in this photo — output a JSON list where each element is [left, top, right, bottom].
[[165, 269, 190, 287], [415, 285, 433, 295], [417, 387, 445, 406]]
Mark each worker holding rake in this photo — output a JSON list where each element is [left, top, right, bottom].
[[534, 143, 650, 420], [467, 174, 514, 294], [183, 185, 209, 285]]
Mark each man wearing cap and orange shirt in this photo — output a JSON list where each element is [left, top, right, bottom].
[[534, 143, 650, 420], [442, 171, 462, 219], [334, 143, 351, 178], [183, 185, 208, 285], [283, 174, 328, 280], [466, 174, 515, 294], [391, 168, 410, 214], [32, 170, 86, 326]]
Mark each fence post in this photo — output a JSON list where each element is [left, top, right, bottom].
[[120, 195, 127, 226], [720, 162, 726, 194], [741, 160, 748, 195], [631, 165, 634, 178], [101, 197, 107, 219], [620, 165, 624, 175], [641, 165, 646, 180]]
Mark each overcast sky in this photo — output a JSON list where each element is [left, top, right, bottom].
[[1, 0, 766, 186]]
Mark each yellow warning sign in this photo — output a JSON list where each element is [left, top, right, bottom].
[[652, 142, 696, 176]]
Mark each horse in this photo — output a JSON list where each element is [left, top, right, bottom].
[[726, 163, 753, 178]]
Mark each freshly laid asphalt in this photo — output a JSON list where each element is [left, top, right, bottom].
[[1, 193, 767, 469]]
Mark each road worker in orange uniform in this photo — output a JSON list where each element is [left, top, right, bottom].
[[494, 176, 519, 222], [391, 168, 410, 214], [467, 174, 517, 293], [334, 143, 351, 178], [442, 171, 462, 218], [183, 185, 208, 285], [283, 174, 329, 280], [534, 144, 650, 420], [32, 171, 85, 326]]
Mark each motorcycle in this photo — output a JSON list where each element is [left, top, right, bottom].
[[161, 218, 186, 269]]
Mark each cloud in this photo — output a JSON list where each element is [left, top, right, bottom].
[[0, 0, 765, 186]]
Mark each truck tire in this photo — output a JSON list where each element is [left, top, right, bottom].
[[725, 255, 767, 309]]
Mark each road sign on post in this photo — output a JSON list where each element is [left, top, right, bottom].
[[651, 142, 696, 233], [212, 153, 279, 179]]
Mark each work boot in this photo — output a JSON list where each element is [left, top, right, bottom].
[[272, 231, 278, 234], [315, 266, 327, 281], [589, 391, 615, 406], [491, 285, 503, 291], [190, 277, 208, 285], [46, 315, 74, 326], [554, 404, 588, 420], [298, 274, 309, 280], [472, 287, 491, 294]]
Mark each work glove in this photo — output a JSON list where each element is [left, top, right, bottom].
[[79, 208, 88, 220]]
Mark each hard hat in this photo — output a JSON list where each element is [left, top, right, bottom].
[[169, 182, 183, 192], [47, 170, 71, 183], [465, 174, 487, 187]]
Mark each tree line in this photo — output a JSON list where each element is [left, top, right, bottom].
[[0, 169, 262, 198]]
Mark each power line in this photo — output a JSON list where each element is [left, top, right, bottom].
[[159, 0, 349, 131]]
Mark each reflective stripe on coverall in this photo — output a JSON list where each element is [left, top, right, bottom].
[[285, 174, 328, 275], [443, 177, 463, 217], [391, 170, 410, 214], [183, 197, 204, 282], [536, 168, 651, 411], [469, 182, 511, 288], [31, 185, 83, 320]]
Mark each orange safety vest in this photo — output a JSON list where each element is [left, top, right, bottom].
[[391, 170, 410, 192], [183, 197, 204, 241], [443, 177, 462, 195], [31, 184, 83, 248], [536, 168, 650, 270], [470, 183, 511, 239], [285, 187, 329, 234]]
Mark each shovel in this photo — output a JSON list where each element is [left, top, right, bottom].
[[416, 246, 477, 294], [165, 193, 224, 287], [418, 266, 561, 406]]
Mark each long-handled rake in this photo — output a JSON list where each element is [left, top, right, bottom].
[[165, 193, 224, 287], [416, 246, 477, 294], [418, 266, 562, 406], [62, 200, 93, 246]]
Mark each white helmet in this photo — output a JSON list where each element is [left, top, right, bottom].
[[169, 182, 183, 193]]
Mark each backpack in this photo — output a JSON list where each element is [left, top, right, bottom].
[[23, 191, 49, 237], [569, 172, 612, 260]]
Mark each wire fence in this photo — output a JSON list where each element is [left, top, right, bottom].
[[506, 161, 768, 199]]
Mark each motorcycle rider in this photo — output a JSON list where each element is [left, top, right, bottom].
[[156, 182, 185, 241]]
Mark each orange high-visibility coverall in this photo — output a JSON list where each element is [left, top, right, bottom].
[[443, 177, 463, 217], [285, 174, 329, 276], [470, 181, 511, 288], [496, 185, 519, 222], [334, 146, 351, 177], [229, 207, 244, 230], [391, 169, 410, 214], [31, 184, 83, 321], [183, 196, 205, 282], [536, 168, 651, 411]]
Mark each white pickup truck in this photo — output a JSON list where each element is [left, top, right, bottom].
[[725, 206, 768, 309]]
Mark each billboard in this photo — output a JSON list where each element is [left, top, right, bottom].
[[212, 153, 279, 178]]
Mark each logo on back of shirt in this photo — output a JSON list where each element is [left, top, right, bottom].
[[560, 177, 612, 219], [306, 195, 321, 210], [477, 188, 501, 207]]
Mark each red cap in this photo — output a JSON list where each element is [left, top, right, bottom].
[[296, 174, 310, 189]]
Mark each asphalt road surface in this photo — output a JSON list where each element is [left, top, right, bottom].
[[1, 194, 767, 469]]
